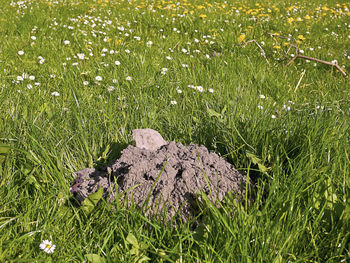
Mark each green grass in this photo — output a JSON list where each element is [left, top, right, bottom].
[[0, 0, 349, 262]]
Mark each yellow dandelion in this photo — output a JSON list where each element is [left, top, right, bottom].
[[238, 34, 246, 43], [273, 45, 281, 49], [287, 17, 294, 24], [297, 35, 306, 41], [304, 15, 311, 19], [199, 14, 207, 18]]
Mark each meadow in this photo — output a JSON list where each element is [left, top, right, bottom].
[[0, 0, 349, 261]]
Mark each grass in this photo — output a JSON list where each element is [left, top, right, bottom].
[[0, 0, 349, 261]]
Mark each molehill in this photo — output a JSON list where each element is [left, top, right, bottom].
[[70, 129, 247, 221]]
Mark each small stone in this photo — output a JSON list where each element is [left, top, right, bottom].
[[132, 128, 167, 151]]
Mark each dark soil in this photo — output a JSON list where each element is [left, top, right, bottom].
[[70, 129, 247, 221]]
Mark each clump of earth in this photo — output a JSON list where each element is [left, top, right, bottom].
[[70, 129, 247, 221]]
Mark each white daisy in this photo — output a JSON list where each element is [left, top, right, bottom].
[[39, 240, 56, 254]]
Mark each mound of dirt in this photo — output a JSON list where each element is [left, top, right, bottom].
[[70, 129, 247, 221]]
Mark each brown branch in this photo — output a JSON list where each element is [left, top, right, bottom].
[[267, 32, 347, 78], [287, 55, 347, 77], [242, 39, 270, 65]]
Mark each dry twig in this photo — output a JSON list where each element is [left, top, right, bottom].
[[241, 19, 270, 65], [268, 32, 347, 78]]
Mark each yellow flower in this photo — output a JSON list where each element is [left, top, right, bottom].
[[199, 14, 207, 18], [304, 15, 311, 19], [273, 45, 281, 49], [297, 35, 306, 41], [287, 17, 294, 24], [238, 34, 246, 43]]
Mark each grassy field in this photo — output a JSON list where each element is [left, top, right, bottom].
[[0, 0, 349, 261]]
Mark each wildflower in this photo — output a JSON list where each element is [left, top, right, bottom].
[[146, 41, 153, 46], [166, 56, 172, 60], [257, 104, 263, 110], [196, 86, 204, 92], [208, 88, 214, 93], [238, 34, 246, 43], [126, 76, 132, 81], [31, 36, 36, 40], [107, 86, 115, 92], [176, 89, 182, 94], [29, 75, 35, 80], [112, 79, 117, 83], [27, 84, 33, 89], [77, 53, 85, 60], [51, 91, 60, 96], [114, 61, 121, 66], [125, 49, 130, 54], [64, 40, 70, 45], [273, 45, 281, 49], [83, 81, 89, 85], [259, 94, 266, 99], [18, 50, 24, 55], [95, 76, 103, 81], [297, 35, 306, 41], [199, 14, 207, 18], [170, 100, 177, 105], [271, 115, 277, 119], [39, 240, 56, 254]]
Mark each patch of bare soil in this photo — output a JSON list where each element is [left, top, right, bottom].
[[70, 129, 247, 221]]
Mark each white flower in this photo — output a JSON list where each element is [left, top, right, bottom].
[[31, 36, 36, 40], [39, 240, 56, 254], [257, 104, 263, 110], [77, 53, 85, 60], [271, 115, 277, 119], [125, 49, 130, 54], [196, 86, 204, 92], [64, 40, 70, 45], [126, 76, 132, 81], [51, 91, 60, 97], [83, 81, 89, 86], [208, 88, 214, 93], [17, 76, 24, 81], [181, 64, 188, 68], [18, 50, 24, 55], [95, 76, 103, 81], [177, 89, 182, 94], [259, 94, 266, 99], [166, 56, 172, 60], [107, 86, 115, 92], [112, 79, 117, 83], [29, 75, 35, 80], [27, 84, 33, 89], [114, 61, 121, 66], [146, 41, 153, 46], [170, 100, 177, 105]]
